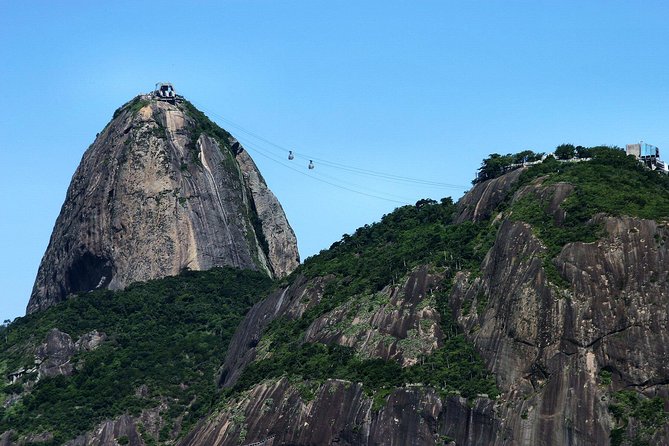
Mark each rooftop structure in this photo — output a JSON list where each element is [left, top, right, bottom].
[[626, 141, 668, 173], [154, 82, 179, 104], [626, 141, 659, 158]]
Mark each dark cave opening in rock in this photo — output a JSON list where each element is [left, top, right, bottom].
[[67, 253, 113, 294]]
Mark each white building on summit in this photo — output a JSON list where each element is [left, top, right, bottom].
[[626, 141, 668, 173], [154, 82, 178, 103]]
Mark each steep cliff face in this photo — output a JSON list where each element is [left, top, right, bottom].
[[180, 378, 498, 446], [28, 96, 299, 313], [453, 168, 524, 224], [451, 173, 669, 445]]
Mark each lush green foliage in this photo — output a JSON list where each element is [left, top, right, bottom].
[[517, 147, 669, 221], [473, 150, 543, 184], [0, 268, 273, 444], [180, 100, 234, 150], [232, 198, 498, 404], [505, 147, 669, 287], [300, 198, 495, 290], [554, 143, 594, 159], [609, 390, 668, 446], [555, 144, 576, 160]]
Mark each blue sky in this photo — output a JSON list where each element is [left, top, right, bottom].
[[1, 0, 669, 321]]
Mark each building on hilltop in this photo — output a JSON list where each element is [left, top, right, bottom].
[[626, 141, 668, 173], [154, 82, 179, 104]]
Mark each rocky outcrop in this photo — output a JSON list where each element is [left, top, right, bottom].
[[305, 266, 444, 366], [28, 96, 299, 314], [36, 328, 76, 378], [454, 168, 524, 223], [0, 432, 15, 446], [180, 378, 499, 446], [64, 403, 169, 446], [75, 330, 107, 352], [219, 274, 332, 387], [210, 262, 496, 445], [219, 267, 445, 388], [450, 179, 669, 445], [65, 416, 142, 446], [235, 150, 299, 278], [512, 179, 574, 225], [0, 401, 171, 446], [214, 171, 669, 446], [34, 328, 107, 379]]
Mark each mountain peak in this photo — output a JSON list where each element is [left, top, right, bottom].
[[27, 94, 299, 314]]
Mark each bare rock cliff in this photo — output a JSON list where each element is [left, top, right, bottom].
[[180, 378, 498, 446], [27, 96, 299, 314], [451, 174, 669, 445]]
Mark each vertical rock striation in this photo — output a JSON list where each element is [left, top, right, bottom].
[[27, 96, 299, 314], [451, 173, 669, 445]]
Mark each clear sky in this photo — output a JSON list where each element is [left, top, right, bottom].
[[2, 1, 669, 322]]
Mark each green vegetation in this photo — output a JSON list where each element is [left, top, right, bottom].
[[554, 144, 576, 160], [230, 146, 669, 407], [230, 198, 499, 405], [505, 146, 669, 287], [180, 100, 234, 153], [300, 198, 495, 292], [5, 144, 669, 442], [129, 98, 150, 116], [113, 96, 150, 120], [599, 369, 613, 386], [230, 145, 669, 414], [474, 150, 543, 184], [515, 147, 669, 221], [0, 268, 273, 444], [609, 390, 668, 446]]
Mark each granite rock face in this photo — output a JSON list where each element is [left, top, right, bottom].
[[450, 175, 669, 445], [218, 267, 445, 388], [206, 263, 497, 446], [32, 328, 107, 379], [454, 168, 524, 223], [179, 378, 499, 446], [218, 274, 332, 388], [304, 266, 444, 366], [63, 403, 170, 446], [27, 96, 299, 314], [35, 328, 76, 379]]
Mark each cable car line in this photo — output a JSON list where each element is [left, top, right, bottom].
[[191, 101, 468, 190], [242, 138, 418, 203], [241, 138, 416, 202], [241, 141, 410, 205]]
